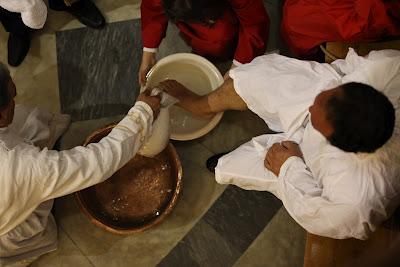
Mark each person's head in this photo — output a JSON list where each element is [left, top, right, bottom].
[[309, 82, 395, 153], [0, 62, 16, 128], [162, 0, 225, 25]]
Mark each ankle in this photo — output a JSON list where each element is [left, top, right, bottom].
[[206, 95, 221, 115], [197, 96, 216, 118]]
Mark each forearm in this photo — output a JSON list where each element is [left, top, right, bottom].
[[38, 101, 154, 199], [140, 0, 168, 49], [208, 78, 248, 113]]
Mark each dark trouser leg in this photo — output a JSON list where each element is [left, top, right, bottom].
[[0, 7, 32, 66], [48, 0, 76, 11], [206, 152, 230, 173], [48, 0, 105, 29], [0, 7, 30, 34]]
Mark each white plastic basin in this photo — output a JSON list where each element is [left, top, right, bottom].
[[146, 53, 224, 141]]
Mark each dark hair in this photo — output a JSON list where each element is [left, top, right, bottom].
[[326, 82, 395, 153], [0, 62, 11, 110], [162, 0, 225, 24]]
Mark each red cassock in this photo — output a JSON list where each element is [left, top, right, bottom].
[[282, 0, 400, 57], [141, 0, 270, 64]]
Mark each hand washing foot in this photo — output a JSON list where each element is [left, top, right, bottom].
[[157, 80, 215, 119]]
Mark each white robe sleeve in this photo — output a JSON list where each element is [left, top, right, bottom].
[[0, 0, 47, 29], [1, 101, 154, 235], [276, 157, 367, 240], [37, 101, 154, 199]]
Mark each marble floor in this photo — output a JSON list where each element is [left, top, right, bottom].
[[0, 0, 306, 266]]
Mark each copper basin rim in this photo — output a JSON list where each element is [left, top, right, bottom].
[[75, 124, 183, 234]]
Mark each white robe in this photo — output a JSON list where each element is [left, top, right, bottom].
[[216, 49, 400, 240], [0, 102, 154, 266], [0, 0, 47, 29]]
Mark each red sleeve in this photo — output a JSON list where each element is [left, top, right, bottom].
[[140, 0, 169, 48], [230, 0, 270, 64]]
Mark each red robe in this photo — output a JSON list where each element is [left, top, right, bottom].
[[141, 0, 270, 64], [282, 0, 400, 57]]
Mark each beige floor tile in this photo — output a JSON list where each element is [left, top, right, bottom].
[[0, 0, 143, 116], [49, 0, 142, 31], [1, 29, 60, 113], [234, 208, 306, 267], [96, 0, 141, 25], [31, 227, 93, 267]]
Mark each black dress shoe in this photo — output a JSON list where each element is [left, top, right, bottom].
[[206, 152, 229, 173], [8, 33, 30, 67], [51, 0, 106, 29]]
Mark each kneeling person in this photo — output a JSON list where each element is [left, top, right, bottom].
[[139, 0, 270, 85], [0, 62, 160, 266]]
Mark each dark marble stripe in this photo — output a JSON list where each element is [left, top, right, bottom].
[[158, 186, 282, 267], [56, 19, 142, 121]]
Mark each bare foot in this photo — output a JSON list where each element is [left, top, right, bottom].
[[157, 80, 215, 119]]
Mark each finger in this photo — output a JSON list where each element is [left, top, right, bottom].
[[161, 79, 174, 85], [156, 83, 166, 91], [139, 75, 145, 86], [280, 141, 287, 148], [142, 88, 151, 95], [141, 70, 149, 84], [265, 158, 273, 171], [282, 140, 297, 148], [152, 94, 161, 101], [159, 80, 169, 85], [153, 100, 161, 110], [264, 154, 270, 165], [158, 82, 172, 91], [266, 150, 272, 163], [265, 161, 271, 170], [158, 81, 172, 89], [270, 143, 280, 151], [280, 141, 290, 150]]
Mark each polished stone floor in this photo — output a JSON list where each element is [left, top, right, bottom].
[[0, 0, 306, 266]]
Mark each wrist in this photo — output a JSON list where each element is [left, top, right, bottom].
[[142, 51, 157, 59], [132, 101, 154, 122], [143, 47, 158, 53], [232, 59, 242, 67], [278, 156, 304, 177], [142, 51, 156, 64]]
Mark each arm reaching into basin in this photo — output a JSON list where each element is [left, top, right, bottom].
[[0, 92, 160, 235], [157, 78, 248, 118]]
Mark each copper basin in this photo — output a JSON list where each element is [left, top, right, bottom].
[[75, 125, 182, 234]]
